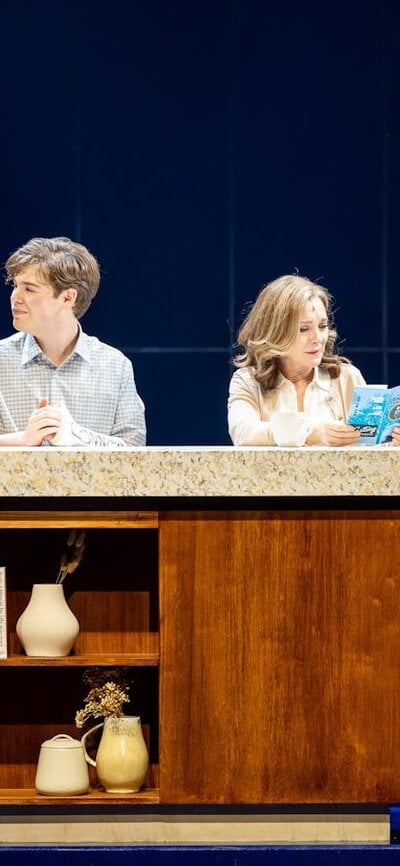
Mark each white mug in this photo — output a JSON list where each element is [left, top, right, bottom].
[[271, 411, 311, 447]]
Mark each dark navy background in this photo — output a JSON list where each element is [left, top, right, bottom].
[[0, 0, 397, 444]]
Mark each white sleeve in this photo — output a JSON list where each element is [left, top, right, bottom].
[[228, 370, 276, 446]]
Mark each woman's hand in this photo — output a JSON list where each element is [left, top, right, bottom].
[[306, 423, 360, 447], [390, 427, 400, 446]]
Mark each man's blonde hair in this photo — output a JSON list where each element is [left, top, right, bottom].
[[5, 236, 100, 319]]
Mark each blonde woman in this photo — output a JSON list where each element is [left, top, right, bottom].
[[228, 274, 365, 446]]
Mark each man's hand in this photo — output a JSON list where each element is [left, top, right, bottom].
[[20, 398, 62, 446], [306, 423, 361, 447]]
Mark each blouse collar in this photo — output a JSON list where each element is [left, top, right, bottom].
[[277, 365, 331, 392]]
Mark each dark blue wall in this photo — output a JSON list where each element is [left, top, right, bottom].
[[0, 0, 396, 444]]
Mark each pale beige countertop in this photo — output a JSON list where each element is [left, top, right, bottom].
[[0, 445, 398, 497]]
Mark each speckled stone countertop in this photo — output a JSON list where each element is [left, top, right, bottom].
[[0, 445, 399, 497]]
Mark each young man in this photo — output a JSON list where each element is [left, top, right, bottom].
[[0, 236, 146, 447]]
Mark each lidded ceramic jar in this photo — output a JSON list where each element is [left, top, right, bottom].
[[35, 734, 90, 796]]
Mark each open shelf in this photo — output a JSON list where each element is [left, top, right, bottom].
[[0, 787, 160, 806], [0, 513, 160, 807], [0, 511, 159, 529], [0, 653, 159, 667]]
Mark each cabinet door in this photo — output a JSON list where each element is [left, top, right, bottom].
[[159, 509, 400, 804]]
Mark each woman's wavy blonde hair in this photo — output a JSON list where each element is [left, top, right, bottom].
[[234, 274, 349, 392]]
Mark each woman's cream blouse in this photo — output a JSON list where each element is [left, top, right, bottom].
[[228, 364, 366, 446]]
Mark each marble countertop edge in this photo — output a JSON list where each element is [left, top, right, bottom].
[[0, 446, 397, 498]]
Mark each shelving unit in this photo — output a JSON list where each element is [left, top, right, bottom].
[[2, 497, 400, 809], [0, 511, 159, 806]]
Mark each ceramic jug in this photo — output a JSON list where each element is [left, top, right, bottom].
[[81, 715, 149, 793], [16, 583, 79, 657], [35, 734, 90, 796]]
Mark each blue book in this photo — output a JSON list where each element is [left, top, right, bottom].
[[347, 385, 400, 444]]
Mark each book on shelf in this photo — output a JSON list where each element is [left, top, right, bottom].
[[0, 567, 6, 658], [347, 384, 400, 445]]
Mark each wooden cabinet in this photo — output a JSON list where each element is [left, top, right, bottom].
[[2, 504, 400, 807], [0, 511, 159, 805]]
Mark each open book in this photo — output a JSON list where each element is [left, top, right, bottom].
[[347, 385, 400, 444]]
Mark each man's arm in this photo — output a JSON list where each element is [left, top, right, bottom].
[[111, 358, 146, 446]]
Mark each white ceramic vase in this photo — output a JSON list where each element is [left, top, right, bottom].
[[16, 583, 79, 657], [82, 716, 149, 793]]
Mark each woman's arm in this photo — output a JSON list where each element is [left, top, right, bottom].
[[228, 371, 276, 446]]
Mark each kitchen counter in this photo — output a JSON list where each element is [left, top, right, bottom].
[[0, 444, 398, 497]]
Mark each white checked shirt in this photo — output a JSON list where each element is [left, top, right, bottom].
[[0, 327, 146, 445]]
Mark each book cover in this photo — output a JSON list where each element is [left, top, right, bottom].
[[347, 385, 400, 444], [0, 566, 6, 659]]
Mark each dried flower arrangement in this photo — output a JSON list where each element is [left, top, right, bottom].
[[56, 530, 86, 584], [75, 667, 131, 729]]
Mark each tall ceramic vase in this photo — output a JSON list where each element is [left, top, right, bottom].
[[81, 716, 149, 793], [16, 583, 79, 657]]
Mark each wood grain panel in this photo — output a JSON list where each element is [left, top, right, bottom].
[[0, 512, 158, 529], [0, 788, 160, 805], [0, 654, 159, 666], [159, 510, 400, 803]]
